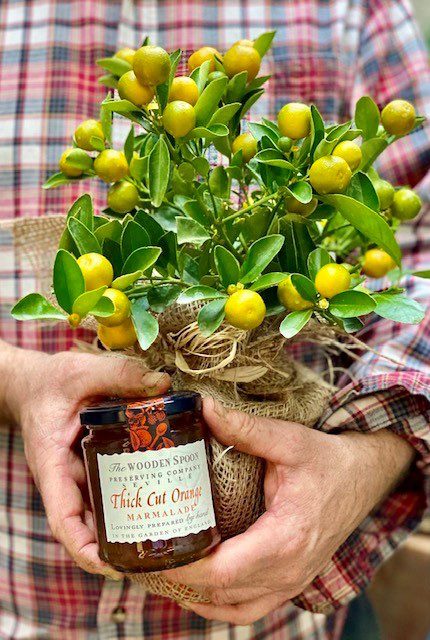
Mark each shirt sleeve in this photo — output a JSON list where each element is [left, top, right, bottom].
[[352, 0, 430, 188], [293, 1, 430, 613]]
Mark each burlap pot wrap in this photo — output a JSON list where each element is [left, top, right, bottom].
[[5, 216, 339, 603]]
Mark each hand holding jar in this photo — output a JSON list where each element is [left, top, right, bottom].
[[2, 341, 170, 579]]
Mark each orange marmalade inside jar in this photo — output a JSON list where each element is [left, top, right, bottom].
[[81, 391, 220, 572]]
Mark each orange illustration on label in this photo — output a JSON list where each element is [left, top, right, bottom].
[[125, 398, 174, 451]]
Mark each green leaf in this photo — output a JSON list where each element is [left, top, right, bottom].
[[89, 135, 105, 152], [95, 219, 122, 243], [96, 56, 132, 76], [122, 246, 161, 275], [134, 210, 164, 243], [239, 89, 264, 120], [279, 220, 316, 276], [250, 272, 288, 291], [156, 49, 181, 111], [192, 59, 211, 94], [42, 172, 83, 189], [177, 217, 211, 245], [354, 96, 380, 141], [124, 126, 135, 165], [98, 74, 117, 89], [287, 181, 313, 204], [208, 103, 241, 126], [72, 286, 107, 318], [310, 105, 325, 157], [307, 248, 333, 281], [321, 194, 401, 265], [373, 293, 425, 324], [192, 156, 210, 177], [65, 148, 93, 171], [226, 71, 248, 102], [329, 290, 376, 318], [177, 286, 226, 304], [147, 284, 182, 312], [198, 299, 226, 337], [67, 217, 101, 255], [254, 149, 295, 170], [360, 137, 388, 172], [100, 101, 112, 144], [121, 221, 150, 259], [280, 309, 313, 339], [111, 271, 142, 290], [67, 193, 94, 228], [411, 269, 430, 279], [214, 245, 240, 287], [240, 235, 285, 284], [248, 121, 279, 144], [91, 295, 115, 317], [341, 316, 364, 333], [53, 249, 85, 313], [102, 239, 122, 277], [253, 31, 276, 57], [11, 294, 66, 321], [131, 301, 159, 350], [148, 137, 170, 207], [346, 172, 379, 211], [194, 76, 228, 126], [291, 274, 317, 302], [209, 166, 229, 198], [185, 124, 229, 141]]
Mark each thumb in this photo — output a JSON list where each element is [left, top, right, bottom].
[[68, 353, 171, 400], [202, 397, 312, 464]]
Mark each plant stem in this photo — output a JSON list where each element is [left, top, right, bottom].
[[223, 192, 275, 223]]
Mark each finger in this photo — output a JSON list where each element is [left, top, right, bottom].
[[164, 511, 281, 592], [39, 459, 122, 580], [184, 592, 287, 625], [65, 353, 171, 399], [203, 397, 310, 464]]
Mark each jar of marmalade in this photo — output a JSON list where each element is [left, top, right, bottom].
[[81, 391, 220, 573]]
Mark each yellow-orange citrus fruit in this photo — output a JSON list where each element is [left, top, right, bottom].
[[277, 276, 314, 311], [225, 289, 266, 330], [187, 47, 221, 72], [118, 70, 154, 106], [168, 76, 199, 106], [233, 39, 254, 47], [231, 132, 258, 163], [309, 155, 352, 194], [381, 99, 416, 136], [222, 44, 261, 82], [315, 263, 351, 298], [373, 179, 395, 210], [74, 119, 105, 151], [107, 181, 139, 213], [162, 101, 196, 138], [114, 47, 136, 66], [362, 249, 396, 278], [77, 253, 114, 291], [277, 103, 311, 140], [391, 187, 422, 220], [133, 45, 171, 86], [59, 147, 84, 177], [97, 317, 137, 350], [94, 149, 129, 183], [284, 196, 318, 217], [96, 288, 131, 327], [332, 141, 362, 171]]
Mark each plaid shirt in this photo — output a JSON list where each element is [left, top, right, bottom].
[[0, 1, 430, 638]]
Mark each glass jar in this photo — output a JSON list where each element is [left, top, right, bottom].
[[81, 391, 220, 573]]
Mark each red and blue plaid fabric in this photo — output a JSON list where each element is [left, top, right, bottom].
[[0, 1, 429, 638]]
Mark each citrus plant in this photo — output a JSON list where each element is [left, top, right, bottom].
[[12, 34, 429, 350]]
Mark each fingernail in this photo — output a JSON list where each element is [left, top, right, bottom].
[[142, 372, 170, 395], [103, 568, 123, 581]]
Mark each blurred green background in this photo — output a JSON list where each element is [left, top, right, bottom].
[[412, 0, 430, 45]]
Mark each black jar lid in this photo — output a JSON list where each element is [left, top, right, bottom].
[[80, 390, 202, 426]]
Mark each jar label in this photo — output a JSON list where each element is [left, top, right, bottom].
[[97, 440, 216, 543]]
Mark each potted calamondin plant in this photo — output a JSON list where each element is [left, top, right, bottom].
[[9, 32, 429, 601]]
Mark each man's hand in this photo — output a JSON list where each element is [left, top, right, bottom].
[[1, 342, 170, 579], [164, 398, 414, 624]]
